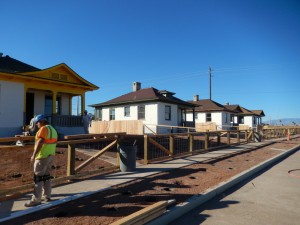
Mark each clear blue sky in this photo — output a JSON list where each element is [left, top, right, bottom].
[[1, 0, 299, 121]]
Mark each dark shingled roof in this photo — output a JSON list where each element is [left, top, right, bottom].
[[187, 99, 231, 112], [224, 104, 244, 113], [225, 105, 265, 116], [251, 110, 265, 117], [90, 87, 196, 108], [0, 55, 40, 73], [240, 106, 255, 115]]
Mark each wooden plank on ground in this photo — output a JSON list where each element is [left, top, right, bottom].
[[110, 201, 168, 225]]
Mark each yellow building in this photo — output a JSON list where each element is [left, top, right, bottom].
[[0, 54, 99, 137]]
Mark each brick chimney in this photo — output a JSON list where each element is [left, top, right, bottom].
[[133, 82, 141, 92]]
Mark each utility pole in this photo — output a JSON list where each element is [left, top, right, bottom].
[[209, 66, 212, 100]]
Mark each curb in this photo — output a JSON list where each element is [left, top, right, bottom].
[[146, 144, 300, 225], [0, 187, 111, 223]]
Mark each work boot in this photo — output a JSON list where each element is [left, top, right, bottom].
[[24, 200, 41, 207], [42, 196, 51, 202]]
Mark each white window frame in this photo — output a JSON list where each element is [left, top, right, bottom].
[[124, 106, 130, 117], [138, 105, 145, 120], [165, 105, 171, 120], [206, 113, 211, 122], [110, 108, 115, 120]]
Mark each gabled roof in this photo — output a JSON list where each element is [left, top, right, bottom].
[[187, 99, 231, 112], [252, 110, 265, 117], [0, 55, 99, 91], [226, 105, 265, 117], [90, 87, 196, 108], [224, 104, 244, 113], [240, 106, 255, 115], [0, 55, 40, 73], [25, 63, 99, 89]]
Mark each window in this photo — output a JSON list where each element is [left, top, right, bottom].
[[195, 113, 198, 120], [206, 113, 211, 122], [239, 116, 244, 124], [44, 96, 52, 116], [45, 96, 61, 115], [109, 108, 115, 120], [138, 105, 145, 120], [95, 108, 102, 121], [124, 106, 130, 117], [165, 105, 171, 120], [56, 97, 61, 115], [225, 113, 228, 123]]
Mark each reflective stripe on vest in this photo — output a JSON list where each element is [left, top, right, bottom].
[[35, 125, 57, 159]]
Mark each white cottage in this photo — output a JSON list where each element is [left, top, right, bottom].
[[185, 95, 265, 131], [186, 96, 235, 131], [239, 106, 265, 129], [90, 82, 196, 134]]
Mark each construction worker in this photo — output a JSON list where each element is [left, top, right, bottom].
[[82, 110, 91, 134], [25, 114, 58, 207]]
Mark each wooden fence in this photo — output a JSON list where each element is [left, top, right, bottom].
[[262, 126, 300, 139], [90, 120, 144, 134], [1, 126, 299, 196]]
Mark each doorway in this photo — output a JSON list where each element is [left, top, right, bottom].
[[26, 93, 34, 124]]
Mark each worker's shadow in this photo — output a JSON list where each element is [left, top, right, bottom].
[[170, 163, 277, 225], [0, 199, 17, 220]]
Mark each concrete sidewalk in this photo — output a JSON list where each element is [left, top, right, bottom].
[[0, 140, 297, 223], [149, 142, 300, 225]]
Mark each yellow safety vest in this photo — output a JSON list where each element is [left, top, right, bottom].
[[35, 125, 57, 159]]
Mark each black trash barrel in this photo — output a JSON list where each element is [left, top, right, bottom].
[[119, 145, 137, 172]]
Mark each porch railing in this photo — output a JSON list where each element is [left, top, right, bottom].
[[50, 115, 83, 127]]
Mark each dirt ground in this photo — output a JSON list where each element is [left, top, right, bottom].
[[0, 148, 115, 191], [3, 138, 300, 225]]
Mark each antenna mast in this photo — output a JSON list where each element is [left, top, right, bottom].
[[209, 66, 213, 100]]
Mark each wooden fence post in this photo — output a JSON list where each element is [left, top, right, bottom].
[[169, 135, 174, 156], [144, 135, 149, 165], [205, 131, 209, 149], [245, 130, 248, 143], [227, 131, 230, 145], [67, 144, 75, 176], [217, 133, 221, 146], [189, 133, 194, 153], [237, 129, 240, 144]]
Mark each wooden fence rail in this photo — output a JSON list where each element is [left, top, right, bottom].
[[1, 126, 299, 196]]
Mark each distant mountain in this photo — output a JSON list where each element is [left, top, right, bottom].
[[262, 118, 300, 126]]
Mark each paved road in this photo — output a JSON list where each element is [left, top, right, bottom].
[[169, 149, 300, 225]]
